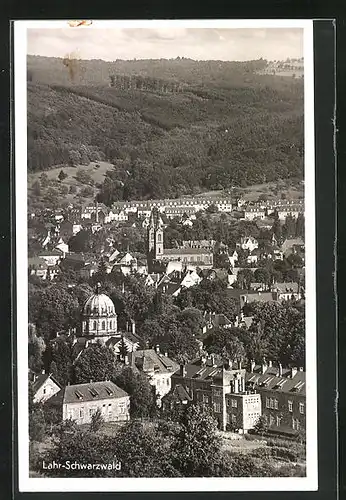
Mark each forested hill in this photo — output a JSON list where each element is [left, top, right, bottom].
[[27, 55, 304, 202]]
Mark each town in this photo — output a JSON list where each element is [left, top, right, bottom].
[[28, 190, 306, 478]]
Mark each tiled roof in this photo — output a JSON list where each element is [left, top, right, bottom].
[[164, 248, 213, 256], [242, 291, 277, 303], [130, 350, 179, 375], [273, 282, 299, 294], [54, 381, 129, 405], [163, 384, 193, 403], [246, 366, 305, 396], [32, 373, 61, 394]]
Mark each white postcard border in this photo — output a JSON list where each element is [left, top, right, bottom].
[[15, 18, 317, 492]]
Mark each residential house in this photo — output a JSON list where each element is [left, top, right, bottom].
[[243, 208, 266, 221], [38, 249, 63, 267], [237, 236, 259, 253], [272, 282, 301, 301], [32, 372, 62, 403], [274, 205, 304, 221], [281, 238, 305, 257], [240, 291, 279, 309], [128, 348, 179, 405], [202, 312, 233, 335], [246, 361, 305, 436], [79, 263, 98, 279], [47, 381, 130, 425], [54, 237, 69, 257], [106, 330, 141, 359], [246, 249, 261, 265], [165, 356, 261, 432], [28, 257, 49, 280]]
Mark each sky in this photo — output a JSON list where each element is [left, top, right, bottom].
[[27, 27, 304, 62]]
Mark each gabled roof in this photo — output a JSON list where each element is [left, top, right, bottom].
[[32, 373, 61, 394], [130, 350, 179, 375], [163, 384, 193, 403]]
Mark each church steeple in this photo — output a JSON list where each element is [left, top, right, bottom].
[[147, 208, 164, 261]]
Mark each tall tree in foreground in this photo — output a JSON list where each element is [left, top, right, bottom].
[[172, 403, 223, 477]]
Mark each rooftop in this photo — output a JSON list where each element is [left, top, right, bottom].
[[50, 380, 129, 405]]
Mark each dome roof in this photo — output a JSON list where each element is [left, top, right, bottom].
[[82, 288, 116, 317]]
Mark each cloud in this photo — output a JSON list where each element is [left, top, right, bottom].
[[27, 27, 303, 62]]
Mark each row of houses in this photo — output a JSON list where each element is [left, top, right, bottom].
[[32, 353, 306, 437], [243, 204, 304, 221]]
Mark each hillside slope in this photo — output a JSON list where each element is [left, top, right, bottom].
[[27, 56, 304, 203]]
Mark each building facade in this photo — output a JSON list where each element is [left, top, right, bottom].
[[166, 356, 261, 432], [48, 381, 130, 425]]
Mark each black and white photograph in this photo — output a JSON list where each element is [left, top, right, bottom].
[[14, 19, 317, 492]]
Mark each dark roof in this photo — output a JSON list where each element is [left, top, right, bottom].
[[273, 282, 299, 294], [241, 292, 277, 303], [203, 313, 232, 327], [130, 350, 179, 375], [164, 248, 213, 256], [246, 366, 305, 396], [51, 381, 129, 405], [163, 384, 193, 403], [33, 373, 61, 394]]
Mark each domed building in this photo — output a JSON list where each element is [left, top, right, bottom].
[[81, 283, 118, 342]]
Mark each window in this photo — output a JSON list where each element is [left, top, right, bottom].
[[89, 407, 96, 416], [231, 414, 237, 423], [292, 418, 300, 430], [299, 402, 305, 414], [214, 403, 221, 413], [274, 399, 279, 410], [288, 400, 293, 412], [276, 415, 281, 427], [266, 397, 270, 408], [79, 408, 84, 419], [43, 388, 46, 394], [157, 233, 162, 242], [270, 398, 274, 409], [93, 321, 97, 330], [102, 321, 106, 330], [231, 399, 237, 408], [269, 415, 275, 427], [158, 247, 161, 254], [202, 394, 209, 404]]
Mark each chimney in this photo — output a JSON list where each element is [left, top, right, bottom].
[[261, 358, 268, 374], [180, 364, 187, 377], [268, 360, 272, 368], [201, 355, 206, 366], [238, 359, 242, 369], [155, 344, 160, 354], [278, 363, 283, 377], [250, 359, 255, 373], [299, 366, 304, 372], [124, 355, 129, 365], [90, 379, 93, 383], [131, 319, 136, 335], [41, 369, 46, 375], [291, 367, 298, 378], [164, 352, 168, 357], [211, 354, 217, 367]]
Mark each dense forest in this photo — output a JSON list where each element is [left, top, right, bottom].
[[27, 55, 304, 203]]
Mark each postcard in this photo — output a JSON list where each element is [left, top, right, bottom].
[[14, 19, 317, 492]]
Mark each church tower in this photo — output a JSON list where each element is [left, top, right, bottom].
[[147, 208, 164, 261]]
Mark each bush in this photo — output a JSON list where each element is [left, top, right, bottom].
[[270, 446, 298, 462]]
